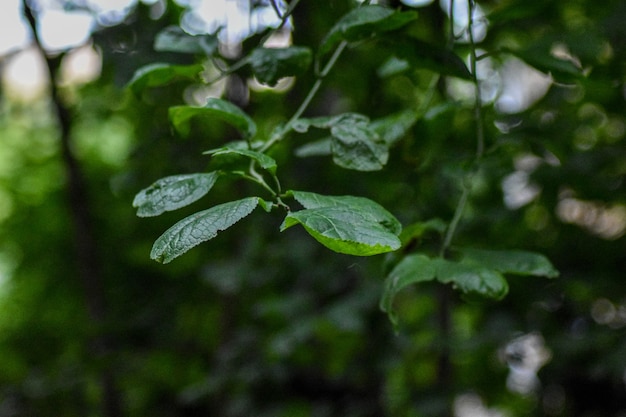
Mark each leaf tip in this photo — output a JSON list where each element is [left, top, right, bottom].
[[150, 251, 167, 264]]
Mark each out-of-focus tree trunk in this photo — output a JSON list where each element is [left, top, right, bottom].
[[22, 2, 122, 416]]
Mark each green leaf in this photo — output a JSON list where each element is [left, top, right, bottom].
[[460, 248, 559, 278], [169, 98, 257, 138], [154, 25, 218, 55], [291, 113, 388, 171], [281, 207, 401, 256], [292, 113, 369, 133], [151, 197, 260, 263], [295, 110, 417, 158], [377, 56, 411, 78], [505, 47, 583, 84], [294, 137, 332, 157], [380, 251, 517, 326], [320, 5, 418, 56], [257, 198, 274, 213], [128, 63, 203, 95], [399, 219, 447, 246], [133, 172, 219, 217], [331, 116, 388, 171], [248, 46, 312, 86], [435, 258, 509, 300], [205, 147, 277, 174], [290, 190, 402, 235], [202, 141, 253, 172], [383, 39, 472, 80], [370, 109, 418, 146], [380, 254, 437, 325], [412, 40, 472, 80], [487, 0, 549, 26]]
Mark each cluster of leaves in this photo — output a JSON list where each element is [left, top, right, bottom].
[[381, 248, 557, 326], [132, 97, 403, 261], [129, 2, 565, 325]]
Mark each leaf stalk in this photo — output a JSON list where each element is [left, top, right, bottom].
[[440, 0, 486, 257], [259, 39, 348, 153]]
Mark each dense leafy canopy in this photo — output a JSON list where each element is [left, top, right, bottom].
[[0, 0, 625, 416]]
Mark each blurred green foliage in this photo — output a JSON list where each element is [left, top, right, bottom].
[[0, 0, 625, 416]]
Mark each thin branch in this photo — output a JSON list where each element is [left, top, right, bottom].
[[275, 0, 301, 32], [417, 74, 441, 116], [246, 169, 277, 196], [434, 4, 462, 414], [206, 57, 249, 85], [439, 0, 486, 257], [476, 49, 500, 61], [448, 0, 455, 46], [288, 40, 347, 125], [206, 0, 302, 84], [436, 2, 488, 408], [440, 177, 470, 257], [269, 0, 283, 19], [259, 39, 348, 153], [467, 0, 485, 158]]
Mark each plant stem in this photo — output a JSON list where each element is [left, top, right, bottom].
[[417, 74, 441, 116], [440, 0, 485, 257], [436, 4, 458, 413], [436, 3, 486, 412], [259, 40, 348, 153], [259, 0, 302, 46], [287, 40, 348, 128], [448, 0, 456, 43], [269, 0, 283, 19], [436, 284, 453, 401], [467, 0, 485, 159], [206, 58, 249, 84], [246, 169, 278, 197], [440, 180, 470, 257], [207, 0, 302, 84]]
